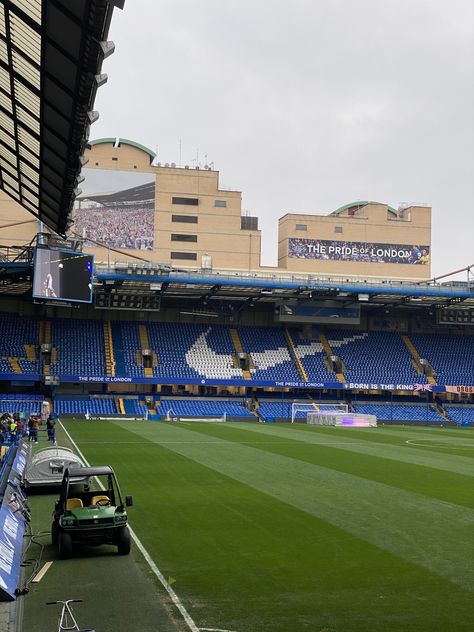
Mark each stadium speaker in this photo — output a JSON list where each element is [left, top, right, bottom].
[[100, 41, 116, 58]]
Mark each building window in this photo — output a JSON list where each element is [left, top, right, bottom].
[[214, 200, 227, 207], [170, 251, 197, 260], [295, 223, 307, 231], [172, 197, 199, 206], [241, 216, 259, 230], [111, 157, 118, 161], [335, 226, 343, 233], [171, 234, 197, 242], [172, 215, 198, 224]]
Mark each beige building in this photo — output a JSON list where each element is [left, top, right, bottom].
[[0, 138, 432, 281], [0, 189, 38, 248], [278, 202, 431, 280], [75, 138, 261, 271]]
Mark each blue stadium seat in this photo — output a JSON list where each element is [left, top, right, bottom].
[[161, 398, 254, 418]]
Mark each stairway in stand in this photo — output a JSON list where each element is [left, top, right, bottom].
[[40, 320, 52, 376], [319, 331, 346, 383], [7, 357, 22, 373], [138, 323, 156, 377], [402, 335, 437, 385], [284, 328, 308, 381], [103, 321, 116, 377], [229, 328, 252, 380]]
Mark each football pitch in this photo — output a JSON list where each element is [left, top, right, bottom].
[[61, 420, 474, 632]]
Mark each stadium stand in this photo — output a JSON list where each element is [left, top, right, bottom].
[[237, 326, 301, 382], [54, 397, 117, 415], [354, 402, 444, 422], [161, 398, 254, 418], [290, 328, 338, 381], [0, 394, 42, 415], [0, 312, 40, 373], [51, 319, 107, 377], [325, 330, 425, 384], [444, 405, 474, 425], [122, 399, 148, 416], [410, 333, 474, 385], [145, 323, 243, 380], [114, 321, 145, 378], [0, 317, 472, 388]]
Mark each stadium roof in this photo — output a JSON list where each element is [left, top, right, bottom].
[[0, 0, 122, 236], [90, 137, 156, 162], [94, 263, 474, 310], [77, 181, 155, 206], [330, 201, 398, 216]]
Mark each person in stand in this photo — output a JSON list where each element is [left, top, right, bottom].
[[9, 418, 18, 444]]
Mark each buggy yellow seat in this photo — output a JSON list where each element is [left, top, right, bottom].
[[91, 495, 110, 505], [66, 498, 83, 510]]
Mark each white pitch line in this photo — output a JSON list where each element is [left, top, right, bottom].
[[405, 439, 474, 450], [200, 628, 238, 632], [58, 420, 200, 632], [77, 439, 366, 446]]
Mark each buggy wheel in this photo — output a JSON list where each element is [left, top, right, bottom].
[[51, 521, 59, 546], [116, 526, 131, 555], [58, 531, 73, 559]]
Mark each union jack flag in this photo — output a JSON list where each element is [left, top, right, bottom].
[[414, 383, 432, 392]]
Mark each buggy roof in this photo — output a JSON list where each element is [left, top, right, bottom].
[[67, 465, 115, 478]]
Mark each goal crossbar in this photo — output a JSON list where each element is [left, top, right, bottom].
[[291, 402, 348, 424]]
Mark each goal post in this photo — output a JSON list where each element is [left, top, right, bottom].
[[291, 402, 348, 424]]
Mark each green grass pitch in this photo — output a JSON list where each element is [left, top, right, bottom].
[[62, 420, 474, 632]]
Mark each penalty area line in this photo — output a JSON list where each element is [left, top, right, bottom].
[[405, 439, 474, 450], [200, 628, 238, 632], [58, 420, 200, 632]]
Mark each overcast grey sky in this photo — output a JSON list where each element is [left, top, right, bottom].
[[93, 0, 474, 277]]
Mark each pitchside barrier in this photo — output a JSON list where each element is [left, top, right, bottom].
[[306, 412, 377, 427], [165, 411, 227, 423]]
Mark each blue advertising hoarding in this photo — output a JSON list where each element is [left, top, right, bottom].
[[0, 500, 26, 600]]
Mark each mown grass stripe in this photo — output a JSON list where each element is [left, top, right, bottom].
[[116, 421, 474, 592], [177, 423, 474, 509], [221, 423, 474, 476]]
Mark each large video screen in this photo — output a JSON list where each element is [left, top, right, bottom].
[[33, 248, 94, 303], [73, 169, 155, 250]]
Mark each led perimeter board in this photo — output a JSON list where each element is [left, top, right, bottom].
[[33, 248, 94, 304]]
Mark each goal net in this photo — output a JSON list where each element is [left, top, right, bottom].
[[165, 410, 227, 423], [291, 402, 348, 424], [306, 412, 377, 427]]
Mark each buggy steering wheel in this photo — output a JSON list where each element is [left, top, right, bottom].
[[95, 498, 110, 507]]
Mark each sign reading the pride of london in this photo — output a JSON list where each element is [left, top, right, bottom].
[[73, 168, 155, 250], [288, 238, 430, 265]]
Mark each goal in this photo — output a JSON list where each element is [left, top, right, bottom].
[[291, 402, 348, 424], [306, 411, 377, 427]]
